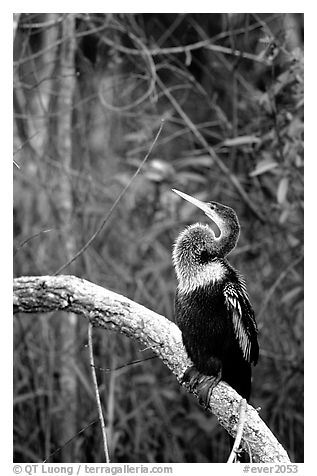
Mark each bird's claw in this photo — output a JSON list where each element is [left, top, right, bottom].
[[181, 366, 221, 408]]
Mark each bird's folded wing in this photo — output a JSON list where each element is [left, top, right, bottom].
[[223, 281, 259, 364]]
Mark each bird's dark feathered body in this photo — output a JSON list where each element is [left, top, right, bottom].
[[175, 259, 258, 400], [172, 190, 259, 402]]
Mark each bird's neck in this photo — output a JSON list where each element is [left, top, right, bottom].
[[176, 258, 228, 295]]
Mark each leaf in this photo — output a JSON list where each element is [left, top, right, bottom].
[[176, 156, 214, 168], [279, 208, 289, 224], [145, 159, 175, 182], [277, 177, 289, 204], [222, 136, 261, 147], [295, 154, 303, 167], [281, 287, 303, 305], [249, 159, 278, 177], [124, 130, 149, 143]]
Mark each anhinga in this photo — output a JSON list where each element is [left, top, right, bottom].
[[172, 189, 259, 403]]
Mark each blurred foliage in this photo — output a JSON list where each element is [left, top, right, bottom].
[[13, 13, 303, 462]]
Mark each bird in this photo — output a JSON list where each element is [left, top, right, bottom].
[[172, 189, 259, 404]]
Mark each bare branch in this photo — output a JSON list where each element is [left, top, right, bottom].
[[227, 398, 247, 463], [98, 23, 269, 65], [88, 323, 111, 462], [13, 275, 290, 463]]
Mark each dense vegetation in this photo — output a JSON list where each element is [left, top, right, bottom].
[[13, 13, 303, 463]]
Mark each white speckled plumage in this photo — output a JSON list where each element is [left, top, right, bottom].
[[173, 223, 227, 294]]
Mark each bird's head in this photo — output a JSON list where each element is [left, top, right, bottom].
[[172, 189, 240, 290]]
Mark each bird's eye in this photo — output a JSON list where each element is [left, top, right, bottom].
[[199, 250, 210, 264]]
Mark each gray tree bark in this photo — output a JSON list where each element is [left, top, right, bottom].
[[13, 275, 291, 464]]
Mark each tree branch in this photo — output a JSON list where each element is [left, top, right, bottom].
[[13, 275, 290, 463]]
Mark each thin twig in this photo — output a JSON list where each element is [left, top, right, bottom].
[[106, 354, 116, 454], [88, 323, 110, 463], [18, 15, 65, 30], [53, 120, 164, 275], [92, 355, 158, 373], [42, 418, 98, 462], [13, 130, 41, 156], [99, 26, 269, 65], [227, 398, 247, 463], [14, 229, 53, 256]]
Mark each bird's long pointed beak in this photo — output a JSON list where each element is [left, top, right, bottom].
[[172, 189, 211, 217], [173, 189, 222, 238]]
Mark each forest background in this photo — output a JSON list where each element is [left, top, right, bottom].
[[13, 13, 304, 463]]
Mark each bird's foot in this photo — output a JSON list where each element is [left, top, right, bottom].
[[181, 366, 221, 408]]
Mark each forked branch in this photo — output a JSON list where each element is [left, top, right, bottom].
[[13, 275, 290, 463]]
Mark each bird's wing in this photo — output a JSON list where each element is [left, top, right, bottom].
[[223, 280, 259, 364]]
